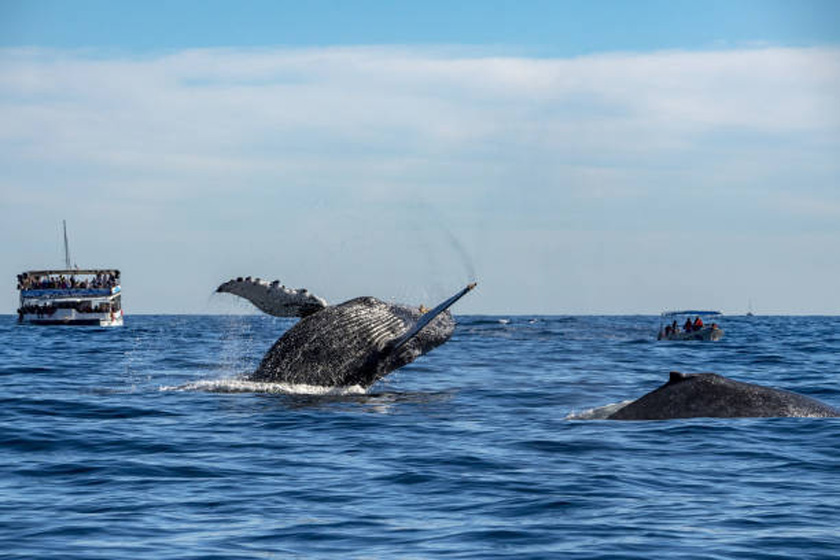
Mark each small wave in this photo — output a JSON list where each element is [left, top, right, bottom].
[[566, 401, 632, 420], [159, 378, 367, 396], [463, 318, 512, 326]]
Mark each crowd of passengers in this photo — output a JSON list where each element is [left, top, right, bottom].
[[17, 271, 119, 291], [18, 301, 117, 318], [660, 316, 720, 338]]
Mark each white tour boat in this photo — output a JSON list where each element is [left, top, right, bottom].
[[15, 221, 124, 327], [657, 310, 723, 341], [17, 269, 124, 326]]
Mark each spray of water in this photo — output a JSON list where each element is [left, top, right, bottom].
[[160, 378, 367, 395], [565, 401, 633, 420], [441, 225, 477, 284]]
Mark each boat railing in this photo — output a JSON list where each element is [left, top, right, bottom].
[[20, 286, 121, 298]]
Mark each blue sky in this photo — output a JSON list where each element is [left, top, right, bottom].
[[2, 1, 839, 314], [2, 1, 839, 53], [0, 0, 840, 56]]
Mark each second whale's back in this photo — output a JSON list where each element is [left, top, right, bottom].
[[609, 372, 840, 420]]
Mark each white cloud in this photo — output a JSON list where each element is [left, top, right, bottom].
[[1, 45, 839, 313]]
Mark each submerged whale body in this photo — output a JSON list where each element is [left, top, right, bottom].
[[607, 371, 840, 420], [217, 277, 475, 388]]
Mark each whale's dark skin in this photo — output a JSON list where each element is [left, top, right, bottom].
[[217, 278, 475, 388], [608, 372, 840, 420], [253, 296, 456, 387]]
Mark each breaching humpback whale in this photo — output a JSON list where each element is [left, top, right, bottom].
[[606, 371, 840, 420], [216, 277, 476, 388]]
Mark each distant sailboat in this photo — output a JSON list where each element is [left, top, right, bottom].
[[746, 299, 755, 317]]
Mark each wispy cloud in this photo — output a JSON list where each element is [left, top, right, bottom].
[[3, 46, 838, 160], [2, 45, 839, 312]]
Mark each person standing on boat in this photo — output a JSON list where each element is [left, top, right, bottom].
[[693, 316, 704, 330], [684, 317, 693, 332]]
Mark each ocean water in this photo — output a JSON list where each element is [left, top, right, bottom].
[[2, 314, 840, 559]]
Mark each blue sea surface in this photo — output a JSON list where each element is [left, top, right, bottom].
[[2, 314, 840, 558]]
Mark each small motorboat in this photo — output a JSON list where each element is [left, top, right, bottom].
[[657, 310, 723, 341]]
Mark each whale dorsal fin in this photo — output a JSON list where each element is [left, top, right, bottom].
[[668, 371, 690, 384], [389, 282, 477, 352], [216, 277, 328, 317]]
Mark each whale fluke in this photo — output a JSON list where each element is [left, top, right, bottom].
[[607, 371, 840, 420], [216, 277, 328, 317]]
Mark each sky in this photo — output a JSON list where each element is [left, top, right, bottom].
[[2, 0, 839, 315]]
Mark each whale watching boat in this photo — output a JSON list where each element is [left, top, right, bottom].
[[16, 222, 124, 327], [657, 310, 723, 341]]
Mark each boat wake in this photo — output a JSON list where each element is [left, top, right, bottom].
[[159, 377, 456, 414]]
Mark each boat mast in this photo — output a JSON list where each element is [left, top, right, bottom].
[[63, 220, 72, 269]]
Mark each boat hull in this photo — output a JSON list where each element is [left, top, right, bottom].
[[18, 310, 124, 327], [659, 326, 723, 341]]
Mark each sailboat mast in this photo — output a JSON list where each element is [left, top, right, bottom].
[[63, 220, 71, 269]]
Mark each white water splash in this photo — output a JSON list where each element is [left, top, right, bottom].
[[160, 378, 367, 395], [566, 401, 632, 420]]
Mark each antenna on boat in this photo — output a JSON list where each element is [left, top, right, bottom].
[[62, 220, 72, 269]]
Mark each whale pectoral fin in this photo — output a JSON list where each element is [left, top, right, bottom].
[[389, 282, 477, 352], [216, 277, 329, 317]]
